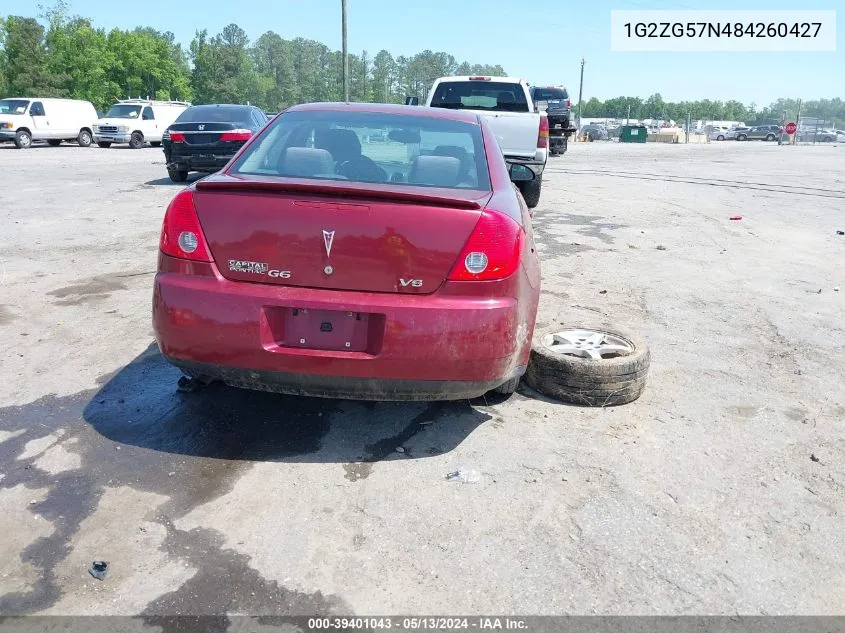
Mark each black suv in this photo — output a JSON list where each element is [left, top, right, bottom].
[[529, 86, 571, 130], [163, 104, 268, 182]]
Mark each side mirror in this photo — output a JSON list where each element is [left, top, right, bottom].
[[509, 163, 535, 182], [405, 96, 419, 106]]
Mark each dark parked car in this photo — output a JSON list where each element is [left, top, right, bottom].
[[736, 125, 782, 141], [529, 86, 571, 130], [162, 104, 268, 182], [580, 124, 609, 141], [153, 102, 541, 400]]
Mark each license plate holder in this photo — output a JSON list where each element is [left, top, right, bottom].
[[283, 308, 370, 351]]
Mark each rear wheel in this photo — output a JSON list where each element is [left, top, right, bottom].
[[13, 130, 32, 149], [491, 376, 520, 396], [97, 141, 112, 148], [717, 135, 725, 141], [822, 136, 833, 143], [519, 178, 542, 209], [766, 134, 775, 141], [737, 134, 747, 141], [168, 168, 188, 183], [47, 139, 62, 147], [77, 129, 93, 147], [129, 131, 144, 149]]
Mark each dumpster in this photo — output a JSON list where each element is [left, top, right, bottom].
[[620, 125, 648, 143]]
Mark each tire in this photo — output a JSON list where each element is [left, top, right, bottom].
[[524, 325, 650, 407], [150, 141, 161, 147], [168, 168, 188, 183], [737, 134, 747, 141], [77, 129, 93, 147], [491, 376, 520, 396], [97, 142, 112, 148], [47, 139, 62, 147], [717, 135, 725, 141], [822, 136, 832, 143], [518, 177, 542, 209], [14, 130, 32, 149], [129, 132, 144, 149]]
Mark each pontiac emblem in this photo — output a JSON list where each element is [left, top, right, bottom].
[[322, 230, 335, 257]]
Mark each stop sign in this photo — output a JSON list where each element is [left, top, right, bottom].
[[785, 122, 797, 134]]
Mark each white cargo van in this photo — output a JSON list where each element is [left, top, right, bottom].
[[0, 98, 97, 149], [92, 99, 190, 149]]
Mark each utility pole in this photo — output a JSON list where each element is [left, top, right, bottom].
[[342, 0, 349, 102], [577, 57, 585, 129], [795, 99, 802, 145], [626, 104, 630, 125]]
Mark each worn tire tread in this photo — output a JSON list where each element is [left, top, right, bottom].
[[525, 324, 650, 406]]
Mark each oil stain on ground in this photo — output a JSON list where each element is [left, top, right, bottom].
[[47, 276, 127, 306], [0, 343, 489, 615]]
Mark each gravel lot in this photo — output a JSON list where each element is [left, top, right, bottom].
[[1, 140, 844, 618]]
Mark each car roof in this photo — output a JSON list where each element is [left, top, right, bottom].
[[288, 102, 482, 124]]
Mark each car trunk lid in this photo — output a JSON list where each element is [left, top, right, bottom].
[[193, 174, 492, 294]]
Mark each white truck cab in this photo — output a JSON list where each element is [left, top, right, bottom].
[[423, 76, 548, 208], [93, 99, 190, 149], [0, 98, 97, 149]]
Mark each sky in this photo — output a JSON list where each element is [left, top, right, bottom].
[[16, 0, 845, 106]]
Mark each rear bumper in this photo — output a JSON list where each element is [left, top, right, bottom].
[[153, 255, 532, 401], [167, 357, 525, 401], [169, 154, 234, 173]]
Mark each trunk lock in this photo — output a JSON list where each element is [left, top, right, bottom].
[[324, 265, 334, 275]]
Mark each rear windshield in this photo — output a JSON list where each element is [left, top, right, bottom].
[[0, 99, 30, 115], [176, 105, 254, 124], [532, 87, 569, 101], [230, 110, 491, 191], [430, 81, 529, 113]]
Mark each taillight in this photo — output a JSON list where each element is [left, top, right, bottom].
[[566, 99, 571, 109], [448, 211, 523, 282], [159, 191, 213, 262], [219, 129, 252, 142], [538, 116, 549, 148], [170, 132, 186, 143]]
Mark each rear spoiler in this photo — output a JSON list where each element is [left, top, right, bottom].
[[195, 178, 485, 210]]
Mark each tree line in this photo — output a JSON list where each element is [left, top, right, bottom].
[[579, 94, 844, 125], [1, 3, 841, 125], [0, 4, 504, 112]]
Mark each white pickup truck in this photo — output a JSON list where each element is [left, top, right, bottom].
[[421, 76, 549, 208]]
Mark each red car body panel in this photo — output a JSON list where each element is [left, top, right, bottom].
[[152, 102, 541, 401]]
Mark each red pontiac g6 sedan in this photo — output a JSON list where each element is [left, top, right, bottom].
[[152, 102, 541, 401]]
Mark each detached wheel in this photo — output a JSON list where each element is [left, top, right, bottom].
[[518, 177, 542, 209], [168, 168, 188, 183], [97, 141, 112, 148], [129, 132, 144, 149], [14, 130, 32, 149], [524, 325, 650, 406], [78, 129, 93, 147]]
